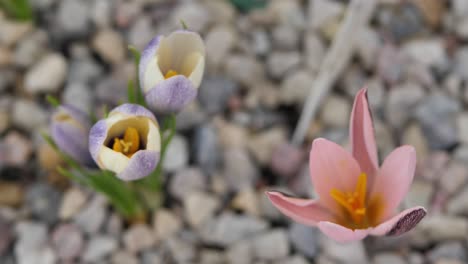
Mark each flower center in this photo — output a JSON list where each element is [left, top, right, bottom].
[[164, 69, 178, 79], [330, 173, 368, 226], [112, 127, 140, 157]]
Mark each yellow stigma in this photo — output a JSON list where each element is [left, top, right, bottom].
[[112, 127, 140, 157], [330, 173, 367, 225], [164, 69, 178, 79]]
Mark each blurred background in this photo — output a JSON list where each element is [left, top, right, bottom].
[[0, 0, 466, 263]]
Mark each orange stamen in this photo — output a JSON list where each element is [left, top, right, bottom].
[[164, 69, 178, 79], [330, 173, 368, 225], [112, 127, 140, 157]]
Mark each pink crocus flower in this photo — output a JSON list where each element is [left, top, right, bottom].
[[267, 88, 426, 243]]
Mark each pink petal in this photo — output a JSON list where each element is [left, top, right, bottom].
[[317, 221, 371, 243], [309, 138, 361, 212], [370, 206, 426, 236], [266, 191, 335, 226], [350, 88, 378, 186], [370, 145, 417, 219]]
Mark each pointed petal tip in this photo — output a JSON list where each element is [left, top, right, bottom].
[[386, 207, 427, 236]]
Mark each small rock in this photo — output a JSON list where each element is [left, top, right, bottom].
[[106, 213, 123, 237], [267, 51, 301, 79], [0, 20, 32, 47], [111, 250, 138, 264], [26, 183, 61, 224], [200, 250, 226, 264], [153, 209, 182, 240], [403, 38, 447, 67], [199, 212, 268, 246], [378, 44, 406, 84], [308, 0, 344, 32], [373, 253, 406, 264], [379, 2, 425, 42], [418, 151, 450, 181], [322, 239, 369, 264], [0, 131, 33, 167], [216, 119, 249, 148], [205, 26, 237, 70], [457, 112, 468, 144], [74, 195, 107, 234], [226, 241, 253, 264], [68, 57, 104, 84], [62, 82, 93, 113], [411, 215, 468, 245], [51, 223, 84, 261], [83, 236, 117, 262], [56, 0, 91, 37], [270, 143, 304, 178], [92, 29, 125, 65], [274, 255, 311, 264], [123, 224, 156, 253], [169, 167, 206, 201], [414, 93, 461, 149], [406, 180, 433, 209], [171, 2, 211, 32], [0, 46, 11, 67], [141, 250, 164, 264], [193, 124, 219, 173], [232, 188, 260, 216], [223, 148, 259, 191], [272, 24, 300, 50], [454, 144, 468, 164], [13, 30, 48, 68], [14, 221, 55, 264], [402, 122, 429, 160], [12, 99, 47, 131], [304, 33, 325, 73], [385, 82, 425, 128], [127, 16, 154, 50], [198, 76, 239, 114], [91, 0, 113, 28], [320, 95, 352, 128], [0, 216, 12, 255], [280, 70, 314, 106], [447, 186, 468, 215], [252, 229, 290, 260], [289, 223, 319, 259], [184, 192, 220, 228], [59, 188, 87, 220], [225, 55, 265, 87], [252, 30, 271, 56], [440, 162, 468, 195], [163, 134, 189, 172], [247, 127, 287, 165], [412, 0, 444, 28], [0, 69, 14, 93], [428, 242, 466, 263], [24, 53, 67, 94], [355, 26, 380, 69], [340, 65, 367, 97], [0, 182, 23, 207]]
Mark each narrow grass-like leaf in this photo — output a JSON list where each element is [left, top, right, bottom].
[[0, 0, 33, 21], [46, 95, 60, 108], [127, 80, 136, 103]]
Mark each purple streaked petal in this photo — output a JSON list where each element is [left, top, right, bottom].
[[109, 103, 156, 121], [370, 206, 427, 236], [89, 120, 107, 162], [117, 150, 160, 181], [145, 75, 197, 113], [51, 120, 93, 165], [139, 35, 162, 91]]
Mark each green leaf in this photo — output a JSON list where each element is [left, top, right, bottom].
[[0, 0, 33, 21], [127, 80, 136, 103], [128, 45, 146, 106], [46, 95, 60, 108], [229, 0, 266, 12], [180, 19, 188, 30]]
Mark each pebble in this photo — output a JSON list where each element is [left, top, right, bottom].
[[171, 2, 211, 32], [127, 16, 154, 50], [274, 255, 310, 264], [56, 0, 91, 37], [193, 124, 219, 173], [379, 2, 425, 42], [59, 188, 87, 220], [106, 213, 123, 237], [454, 48, 468, 81], [199, 212, 268, 246], [0, 46, 11, 67], [74, 195, 107, 234], [62, 82, 93, 113], [447, 186, 468, 215], [419, 151, 450, 181], [231, 188, 260, 216], [270, 143, 304, 178], [163, 134, 189, 172], [373, 253, 406, 264], [457, 112, 468, 144], [123, 224, 156, 253], [51, 223, 84, 261], [226, 240, 253, 264], [406, 180, 434, 209], [91, 0, 113, 29], [166, 236, 196, 263], [13, 30, 48, 68], [402, 122, 429, 160], [200, 250, 226, 264], [0, 20, 32, 47], [252, 30, 271, 56], [320, 95, 352, 128], [280, 70, 314, 106], [247, 127, 287, 165], [289, 223, 319, 259], [24, 53, 68, 94], [215, 118, 249, 148], [184, 192, 220, 228], [92, 29, 126, 65], [0, 131, 33, 167], [440, 162, 468, 195], [428, 242, 466, 263], [68, 57, 104, 84], [308, 0, 344, 31], [169, 167, 206, 201], [385, 82, 425, 128], [414, 93, 461, 149], [205, 26, 237, 70], [225, 54, 265, 87], [198, 76, 238, 114], [14, 221, 55, 264], [267, 51, 301, 79], [0, 216, 12, 255], [411, 215, 468, 245], [355, 26, 380, 69], [141, 250, 164, 264], [223, 147, 259, 191], [110, 250, 138, 264], [252, 229, 290, 260], [403, 38, 447, 67], [153, 209, 182, 240], [322, 239, 369, 264], [378, 44, 406, 84], [272, 24, 300, 50], [83, 235, 118, 262], [12, 99, 48, 131], [25, 183, 61, 224]]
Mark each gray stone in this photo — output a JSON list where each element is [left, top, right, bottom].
[[193, 124, 219, 173], [289, 223, 319, 259], [14, 221, 56, 264], [12, 99, 47, 131], [403, 38, 447, 67], [51, 223, 84, 261], [223, 148, 259, 192], [248, 127, 287, 165], [272, 24, 300, 50], [25, 53, 68, 94], [184, 192, 220, 228], [304, 33, 325, 73], [106, 213, 123, 237], [123, 224, 156, 253], [414, 93, 461, 149], [252, 229, 289, 260], [447, 186, 468, 215], [83, 236, 118, 262], [200, 250, 225, 264], [406, 180, 433, 210], [111, 250, 138, 264], [26, 183, 61, 224], [225, 55, 265, 87], [274, 255, 311, 264], [199, 212, 268, 246], [0, 217, 12, 256], [457, 112, 468, 144], [280, 70, 313, 106], [270, 143, 305, 178], [13, 30, 48, 68], [320, 95, 352, 128], [411, 215, 468, 245], [0, 20, 32, 47], [171, 2, 211, 32], [62, 82, 93, 113], [428, 242, 466, 262], [166, 236, 196, 263], [127, 16, 154, 51], [355, 26, 380, 69], [226, 240, 253, 264], [169, 167, 206, 201], [74, 195, 107, 234], [440, 162, 468, 195], [322, 238, 369, 264], [373, 253, 406, 264], [153, 209, 182, 240], [0, 131, 33, 166], [0, 69, 14, 93], [205, 26, 237, 70], [59, 188, 87, 220], [163, 134, 189, 172], [252, 30, 271, 56], [68, 57, 104, 84], [56, 0, 91, 37], [91, 0, 113, 28], [455, 47, 468, 81], [378, 2, 425, 42], [385, 82, 425, 128], [454, 144, 468, 163], [378, 44, 406, 84], [141, 250, 164, 264], [92, 29, 126, 65], [308, 0, 344, 31], [402, 122, 429, 160], [198, 76, 239, 114], [267, 51, 301, 79]]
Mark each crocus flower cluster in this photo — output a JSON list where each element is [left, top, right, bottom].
[[267, 88, 427, 243], [50, 30, 205, 181]]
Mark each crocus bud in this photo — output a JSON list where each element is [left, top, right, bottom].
[[88, 104, 161, 181], [139, 30, 205, 113], [50, 105, 93, 165]]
